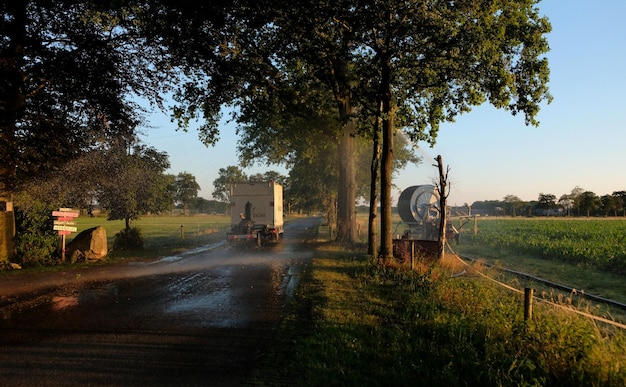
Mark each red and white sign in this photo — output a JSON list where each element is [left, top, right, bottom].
[[52, 208, 80, 260], [52, 210, 79, 218]]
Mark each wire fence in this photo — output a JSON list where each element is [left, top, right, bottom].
[[446, 242, 626, 330]]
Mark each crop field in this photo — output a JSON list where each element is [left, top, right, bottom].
[[456, 217, 626, 274]]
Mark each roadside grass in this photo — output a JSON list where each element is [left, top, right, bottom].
[[261, 244, 626, 386]]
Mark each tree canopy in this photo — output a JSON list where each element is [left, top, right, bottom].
[[2, 0, 553, 262], [173, 172, 201, 215]]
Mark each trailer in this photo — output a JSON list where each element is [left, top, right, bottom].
[[226, 181, 284, 247]]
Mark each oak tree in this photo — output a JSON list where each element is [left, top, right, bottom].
[[0, 1, 173, 261]]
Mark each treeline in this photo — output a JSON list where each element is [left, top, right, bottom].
[[468, 188, 626, 217]]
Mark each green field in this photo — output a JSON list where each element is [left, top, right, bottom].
[[72, 213, 232, 259], [457, 217, 626, 271], [76, 213, 231, 240], [452, 217, 626, 304]]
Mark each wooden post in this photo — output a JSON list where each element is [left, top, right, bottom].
[[180, 224, 184, 239], [473, 216, 478, 235], [411, 240, 415, 271], [61, 234, 66, 261], [524, 288, 534, 322]]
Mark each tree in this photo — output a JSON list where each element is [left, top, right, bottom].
[[600, 194, 617, 217], [248, 171, 287, 184], [212, 166, 248, 202], [190, 197, 229, 214], [98, 144, 172, 231], [174, 172, 200, 215], [137, 0, 366, 244], [569, 186, 585, 216], [578, 191, 601, 217], [612, 191, 626, 216], [349, 0, 552, 259], [558, 194, 574, 216], [536, 193, 557, 212], [0, 1, 173, 261], [503, 195, 524, 216]]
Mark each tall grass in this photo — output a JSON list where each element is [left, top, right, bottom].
[[265, 250, 626, 386]]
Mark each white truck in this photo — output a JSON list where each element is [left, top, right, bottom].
[[226, 181, 284, 247]]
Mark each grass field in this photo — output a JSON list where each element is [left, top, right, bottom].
[[73, 213, 232, 259]]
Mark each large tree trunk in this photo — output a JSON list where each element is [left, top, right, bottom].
[[368, 103, 382, 256], [380, 116, 394, 260], [0, 167, 15, 261], [336, 102, 357, 244], [0, 2, 27, 262], [379, 53, 394, 261]]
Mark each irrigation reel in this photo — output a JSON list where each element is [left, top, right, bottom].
[[396, 184, 441, 241], [394, 184, 463, 262]]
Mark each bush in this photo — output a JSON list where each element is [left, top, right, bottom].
[[113, 227, 144, 250], [14, 203, 61, 266]]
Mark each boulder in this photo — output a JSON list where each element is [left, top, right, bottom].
[[66, 226, 108, 263]]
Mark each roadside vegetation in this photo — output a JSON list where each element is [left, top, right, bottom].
[[5, 213, 232, 270], [251, 221, 626, 386]]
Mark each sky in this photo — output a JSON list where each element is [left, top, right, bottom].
[[138, 0, 626, 206]]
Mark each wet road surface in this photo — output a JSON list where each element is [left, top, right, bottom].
[[0, 217, 320, 386]]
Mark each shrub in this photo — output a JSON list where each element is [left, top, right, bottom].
[[113, 227, 144, 250], [14, 203, 61, 266]]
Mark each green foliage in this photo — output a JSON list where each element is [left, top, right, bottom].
[[13, 202, 60, 266], [98, 144, 172, 226], [212, 166, 247, 202], [1, 1, 165, 192], [113, 227, 144, 251], [462, 218, 626, 273], [173, 172, 200, 215]]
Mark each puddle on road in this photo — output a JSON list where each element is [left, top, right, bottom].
[[130, 241, 227, 266], [162, 266, 249, 328], [51, 295, 79, 310], [50, 282, 120, 311], [163, 289, 247, 328]]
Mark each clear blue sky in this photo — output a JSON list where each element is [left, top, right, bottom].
[[140, 0, 626, 206]]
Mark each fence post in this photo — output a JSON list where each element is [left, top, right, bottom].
[[524, 288, 534, 322], [411, 240, 415, 271], [180, 224, 185, 239]]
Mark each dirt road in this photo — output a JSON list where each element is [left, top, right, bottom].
[[0, 217, 320, 386]]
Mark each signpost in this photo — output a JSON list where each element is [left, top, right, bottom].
[[52, 208, 79, 261]]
